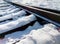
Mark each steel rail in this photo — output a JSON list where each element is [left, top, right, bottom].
[[6, 2, 60, 26]]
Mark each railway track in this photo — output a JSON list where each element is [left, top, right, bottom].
[[0, 1, 45, 38], [0, 0, 60, 38], [5, 0, 60, 25], [6, 1, 60, 26]]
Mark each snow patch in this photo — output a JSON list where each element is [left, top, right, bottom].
[[7, 0, 60, 10], [5, 24, 60, 44], [0, 14, 36, 33]]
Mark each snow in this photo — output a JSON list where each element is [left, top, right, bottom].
[[0, 21, 41, 44], [5, 22, 42, 38], [0, 0, 36, 33], [0, 11, 6, 15], [7, 0, 60, 10], [5, 24, 60, 44], [22, 0, 60, 10], [0, 10, 26, 21], [0, 14, 36, 33], [0, 0, 60, 44], [6, 8, 20, 14]]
